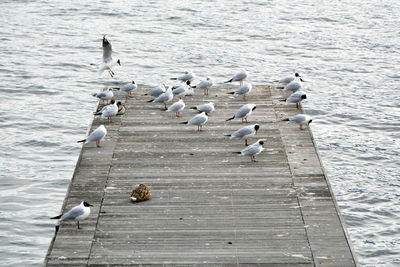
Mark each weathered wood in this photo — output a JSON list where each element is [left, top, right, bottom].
[[44, 85, 358, 266]]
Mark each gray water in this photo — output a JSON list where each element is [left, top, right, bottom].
[[0, 0, 399, 266]]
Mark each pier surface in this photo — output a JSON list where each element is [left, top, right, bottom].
[[45, 85, 357, 266]]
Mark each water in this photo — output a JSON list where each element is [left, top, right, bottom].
[[0, 0, 399, 266]]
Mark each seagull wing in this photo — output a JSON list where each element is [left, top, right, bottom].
[[188, 114, 207, 125], [60, 205, 84, 221], [233, 126, 253, 138], [240, 143, 260, 156], [102, 36, 113, 63], [87, 127, 107, 143], [235, 105, 251, 118]]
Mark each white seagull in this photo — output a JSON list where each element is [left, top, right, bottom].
[[148, 86, 173, 110], [226, 104, 257, 123], [115, 81, 137, 98], [278, 73, 301, 84], [224, 69, 248, 86], [180, 112, 208, 132], [77, 125, 107, 148], [190, 102, 215, 115], [99, 35, 121, 77], [167, 99, 185, 117], [192, 77, 213, 95], [282, 114, 313, 130], [144, 84, 165, 97], [51, 201, 93, 230], [227, 83, 252, 100], [173, 81, 191, 98], [225, 124, 260, 146], [171, 71, 196, 82], [281, 91, 307, 109], [234, 139, 265, 162], [92, 88, 114, 104], [94, 99, 118, 123]]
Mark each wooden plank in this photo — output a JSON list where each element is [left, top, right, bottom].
[[44, 85, 358, 266]]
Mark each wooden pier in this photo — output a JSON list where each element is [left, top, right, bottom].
[[44, 85, 358, 266]]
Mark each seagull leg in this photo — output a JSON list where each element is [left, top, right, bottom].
[[245, 139, 249, 146], [242, 95, 247, 101], [200, 125, 203, 132], [96, 141, 101, 148], [240, 81, 243, 86], [300, 124, 304, 130], [296, 103, 299, 109], [164, 103, 168, 110], [77, 221, 80, 229]]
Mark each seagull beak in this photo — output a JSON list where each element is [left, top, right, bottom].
[[89, 204, 93, 207], [300, 78, 305, 82], [117, 59, 121, 66]]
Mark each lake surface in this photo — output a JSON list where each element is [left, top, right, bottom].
[[0, 0, 399, 266]]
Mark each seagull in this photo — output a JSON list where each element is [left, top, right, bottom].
[[77, 125, 107, 148], [281, 77, 303, 92], [280, 91, 307, 109], [166, 99, 185, 117], [180, 112, 208, 132], [192, 77, 213, 95], [148, 86, 173, 110], [94, 99, 118, 123], [144, 84, 166, 97], [117, 101, 126, 115], [114, 81, 137, 98], [50, 201, 93, 230], [100, 35, 121, 77], [226, 104, 256, 123], [233, 139, 264, 162], [173, 81, 191, 98], [224, 69, 248, 86], [227, 83, 252, 100], [282, 114, 313, 130], [225, 124, 260, 146], [190, 102, 215, 115], [92, 88, 114, 104], [277, 73, 301, 84], [131, 184, 152, 202], [171, 71, 196, 82]]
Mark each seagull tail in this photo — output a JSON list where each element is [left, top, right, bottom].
[[77, 139, 86, 143], [112, 87, 120, 90], [130, 197, 137, 202], [92, 93, 97, 97], [93, 112, 102, 116], [277, 86, 284, 89], [227, 92, 235, 95], [232, 152, 241, 154], [226, 116, 235, 122], [282, 118, 290, 121], [50, 214, 62, 220], [279, 99, 287, 102], [224, 134, 232, 137], [179, 121, 188, 124], [170, 77, 178, 80], [147, 99, 154, 103], [190, 107, 198, 110], [224, 78, 233, 83]]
